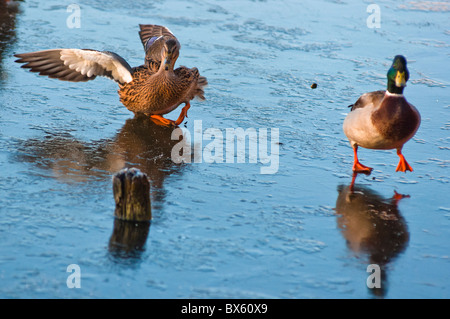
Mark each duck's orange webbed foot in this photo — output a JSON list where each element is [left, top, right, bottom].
[[395, 149, 413, 172], [174, 102, 191, 126], [351, 146, 373, 174], [150, 114, 176, 127], [352, 161, 373, 174]]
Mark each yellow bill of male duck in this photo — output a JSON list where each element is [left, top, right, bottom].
[[14, 24, 208, 127]]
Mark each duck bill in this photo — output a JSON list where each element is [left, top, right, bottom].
[[395, 71, 406, 87]]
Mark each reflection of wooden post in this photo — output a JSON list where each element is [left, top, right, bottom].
[[108, 219, 150, 260], [113, 168, 151, 222]]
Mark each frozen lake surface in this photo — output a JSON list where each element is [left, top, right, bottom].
[[0, 0, 449, 298]]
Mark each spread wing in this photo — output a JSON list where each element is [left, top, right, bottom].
[[138, 24, 178, 69], [138, 24, 176, 50], [14, 49, 133, 84]]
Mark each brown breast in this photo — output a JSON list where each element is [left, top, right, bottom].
[[371, 94, 420, 142]]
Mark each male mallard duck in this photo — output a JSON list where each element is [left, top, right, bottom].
[[14, 24, 207, 126], [343, 55, 420, 173]]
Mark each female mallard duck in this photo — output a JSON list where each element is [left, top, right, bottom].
[[343, 55, 420, 173], [14, 24, 207, 126]]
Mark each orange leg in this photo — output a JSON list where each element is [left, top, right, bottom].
[[349, 172, 358, 192], [150, 114, 175, 127], [395, 148, 413, 172], [352, 145, 373, 174], [174, 102, 191, 126]]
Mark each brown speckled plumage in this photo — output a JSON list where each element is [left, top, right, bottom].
[[119, 41, 207, 116], [14, 24, 207, 125]]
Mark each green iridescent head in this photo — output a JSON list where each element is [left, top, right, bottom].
[[387, 55, 409, 94]]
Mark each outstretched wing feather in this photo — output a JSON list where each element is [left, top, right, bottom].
[[14, 49, 133, 84], [138, 24, 176, 49]]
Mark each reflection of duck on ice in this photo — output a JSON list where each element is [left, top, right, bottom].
[[18, 114, 189, 197], [335, 184, 410, 297]]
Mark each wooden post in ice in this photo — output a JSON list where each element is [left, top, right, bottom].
[[112, 168, 151, 222]]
